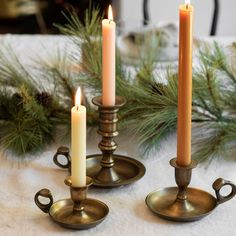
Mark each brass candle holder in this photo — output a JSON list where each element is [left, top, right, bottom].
[[53, 96, 146, 188], [34, 177, 109, 229], [145, 158, 236, 222]]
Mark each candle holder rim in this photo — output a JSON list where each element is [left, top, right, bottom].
[[170, 158, 198, 170], [64, 176, 93, 188], [92, 96, 127, 108], [48, 198, 109, 229]]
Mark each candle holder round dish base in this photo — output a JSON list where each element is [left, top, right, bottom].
[[146, 187, 218, 222], [42, 198, 108, 229], [86, 153, 146, 187], [34, 177, 109, 229], [53, 149, 146, 188], [145, 158, 236, 222]]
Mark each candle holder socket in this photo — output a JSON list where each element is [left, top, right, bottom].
[[145, 158, 236, 222], [34, 177, 109, 229]]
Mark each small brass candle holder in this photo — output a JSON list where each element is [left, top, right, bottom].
[[145, 158, 236, 222], [34, 177, 109, 229], [53, 96, 146, 188]]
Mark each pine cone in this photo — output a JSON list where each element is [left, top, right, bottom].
[[12, 92, 23, 104], [36, 92, 53, 108]]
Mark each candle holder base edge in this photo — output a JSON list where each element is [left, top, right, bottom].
[[86, 153, 146, 187]]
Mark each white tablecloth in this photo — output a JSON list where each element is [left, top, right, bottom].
[[1, 35, 236, 236]]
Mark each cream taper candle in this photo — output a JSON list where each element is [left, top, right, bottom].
[[102, 5, 116, 106], [71, 87, 86, 187]]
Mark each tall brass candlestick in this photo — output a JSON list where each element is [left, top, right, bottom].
[[53, 96, 146, 188]]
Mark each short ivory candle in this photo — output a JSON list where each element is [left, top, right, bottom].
[[177, 0, 193, 166], [102, 5, 116, 106], [71, 87, 86, 187]]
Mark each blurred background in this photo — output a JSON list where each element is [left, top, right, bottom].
[[0, 0, 112, 34], [0, 0, 235, 36], [121, 0, 236, 36]]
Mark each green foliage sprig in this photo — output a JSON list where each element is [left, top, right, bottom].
[[0, 8, 236, 164]]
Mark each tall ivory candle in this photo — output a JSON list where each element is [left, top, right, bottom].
[[177, 0, 193, 166], [102, 5, 116, 106], [71, 87, 86, 187]]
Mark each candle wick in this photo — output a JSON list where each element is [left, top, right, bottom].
[[76, 105, 79, 111], [186, 3, 189, 9]]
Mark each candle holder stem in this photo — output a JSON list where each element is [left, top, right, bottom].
[[94, 97, 121, 183], [85, 96, 145, 187], [171, 158, 197, 201], [65, 177, 91, 216], [167, 158, 197, 213]]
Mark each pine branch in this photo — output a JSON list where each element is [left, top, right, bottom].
[[0, 7, 236, 164]]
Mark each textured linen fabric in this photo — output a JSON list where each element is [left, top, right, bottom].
[[0, 35, 236, 236]]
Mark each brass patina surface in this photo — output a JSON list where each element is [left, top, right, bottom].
[[86, 154, 146, 187], [88, 96, 146, 187], [146, 158, 236, 222], [34, 177, 109, 229], [53, 96, 146, 187]]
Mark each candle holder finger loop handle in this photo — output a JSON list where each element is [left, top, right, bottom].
[[34, 188, 54, 213], [53, 146, 71, 169], [213, 178, 236, 205]]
